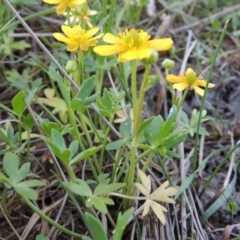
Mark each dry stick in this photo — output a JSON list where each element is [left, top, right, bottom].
[[0, 203, 23, 240], [198, 135, 205, 179], [47, 194, 68, 238], [177, 30, 197, 240], [171, 4, 240, 34], [223, 131, 236, 188], [184, 190, 207, 240]]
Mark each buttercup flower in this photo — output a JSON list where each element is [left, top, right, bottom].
[[43, 0, 86, 15], [166, 68, 215, 96], [93, 28, 173, 62], [53, 25, 103, 51], [135, 170, 177, 225], [64, 4, 97, 28]]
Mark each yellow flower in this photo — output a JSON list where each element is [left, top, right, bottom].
[[93, 28, 173, 62], [135, 170, 177, 225], [53, 25, 103, 52], [43, 0, 86, 15], [65, 5, 98, 28], [166, 68, 215, 96]]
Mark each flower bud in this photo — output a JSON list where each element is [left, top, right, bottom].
[[162, 59, 175, 70], [65, 60, 78, 73], [141, 49, 159, 65]]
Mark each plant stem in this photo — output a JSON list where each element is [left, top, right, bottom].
[[136, 64, 151, 132], [22, 195, 83, 238], [78, 111, 101, 173], [125, 60, 138, 208], [177, 87, 189, 112], [78, 50, 84, 86], [131, 60, 138, 137]]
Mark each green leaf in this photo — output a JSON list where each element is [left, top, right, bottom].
[[15, 162, 30, 184], [69, 140, 78, 158], [20, 179, 46, 188], [3, 152, 20, 184], [15, 183, 38, 200], [94, 179, 126, 196], [70, 145, 102, 165], [144, 115, 164, 145], [52, 129, 66, 151], [86, 196, 113, 213], [12, 91, 27, 116], [0, 128, 11, 145], [85, 213, 108, 240], [97, 89, 113, 117], [70, 98, 87, 112], [41, 122, 63, 137], [136, 117, 154, 140], [113, 208, 134, 240], [119, 117, 132, 139], [49, 67, 70, 104], [63, 181, 92, 197], [77, 75, 96, 101], [22, 113, 35, 129], [0, 172, 10, 184], [36, 235, 50, 240], [106, 139, 125, 150]]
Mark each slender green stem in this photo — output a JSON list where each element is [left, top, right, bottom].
[[131, 60, 138, 137], [177, 87, 189, 112], [141, 152, 155, 173], [111, 142, 128, 183], [78, 111, 101, 173], [68, 108, 99, 182], [136, 64, 151, 132], [125, 60, 138, 207], [21, 195, 83, 238], [116, 150, 130, 183], [78, 50, 84, 86], [193, 20, 229, 171], [115, 1, 129, 29], [2, 187, 18, 221], [108, 0, 116, 32], [99, 116, 114, 171]]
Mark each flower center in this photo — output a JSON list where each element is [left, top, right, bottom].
[[186, 72, 197, 85], [72, 27, 86, 42], [119, 29, 150, 49]]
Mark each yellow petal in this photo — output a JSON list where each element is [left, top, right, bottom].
[[43, 0, 61, 3], [142, 200, 151, 217], [166, 75, 184, 83], [76, 0, 86, 4], [135, 183, 149, 196], [103, 33, 121, 44], [86, 27, 100, 38], [151, 201, 167, 225], [119, 49, 138, 62], [61, 25, 72, 36], [67, 43, 78, 51], [148, 38, 173, 51], [193, 86, 204, 96], [138, 170, 151, 194], [208, 83, 215, 88], [53, 33, 71, 44], [93, 45, 123, 56], [196, 80, 215, 88], [56, 3, 66, 15], [137, 48, 152, 60], [185, 68, 194, 75], [172, 83, 188, 91]]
